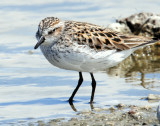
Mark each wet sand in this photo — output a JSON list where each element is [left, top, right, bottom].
[[32, 103, 159, 126]]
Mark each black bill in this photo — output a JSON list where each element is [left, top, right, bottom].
[[34, 36, 45, 49]]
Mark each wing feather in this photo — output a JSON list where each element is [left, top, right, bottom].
[[65, 21, 156, 51]]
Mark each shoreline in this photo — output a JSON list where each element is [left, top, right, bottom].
[[32, 103, 159, 126]]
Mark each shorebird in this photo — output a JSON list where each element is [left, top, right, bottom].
[[34, 17, 158, 104]]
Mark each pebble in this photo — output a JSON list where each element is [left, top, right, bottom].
[[69, 117, 78, 122], [116, 103, 125, 108], [28, 50, 34, 55], [37, 120, 45, 126], [148, 94, 160, 100], [140, 105, 151, 110], [108, 23, 131, 34], [109, 106, 116, 111], [93, 107, 102, 112]]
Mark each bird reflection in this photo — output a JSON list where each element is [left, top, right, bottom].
[[69, 102, 77, 112], [107, 43, 160, 90], [90, 103, 94, 110], [69, 101, 95, 112]]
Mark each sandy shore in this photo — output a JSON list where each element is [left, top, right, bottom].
[[32, 103, 159, 126]]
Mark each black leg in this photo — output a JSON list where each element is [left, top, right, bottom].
[[90, 73, 96, 104], [69, 72, 83, 104]]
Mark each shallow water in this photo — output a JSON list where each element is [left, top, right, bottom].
[[0, 0, 160, 125]]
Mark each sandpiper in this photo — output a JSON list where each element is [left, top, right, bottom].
[[34, 17, 158, 104]]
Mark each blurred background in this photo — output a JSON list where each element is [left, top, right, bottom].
[[0, 0, 160, 125]]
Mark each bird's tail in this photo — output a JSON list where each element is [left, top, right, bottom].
[[118, 33, 160, 51], [132, 39, 158, 50]]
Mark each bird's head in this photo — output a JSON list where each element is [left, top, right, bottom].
[[34, 17, 63, 49]]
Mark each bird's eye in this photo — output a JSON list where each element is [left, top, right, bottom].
[[48, 28, 56, 35], [53, 29, 56, 32], [48, 31, 53, 35]]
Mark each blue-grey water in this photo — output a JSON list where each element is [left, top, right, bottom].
[[0, 0, 160, 125]]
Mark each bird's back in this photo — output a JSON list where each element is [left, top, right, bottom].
[[63, 20, 157, 52]]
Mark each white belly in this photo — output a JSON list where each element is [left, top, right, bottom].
[[40, 44, 134, 72]]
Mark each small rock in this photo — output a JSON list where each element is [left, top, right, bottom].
[[140, 105, 151, 110], [28, 50, 34, 54], [93, 107, 102, 112], [48, 121, 57, 126], [69, 117, 78, 122], [80, 121, 88, 126], [109, 106, 116, 111], [105, 122, 115, 126], [128, 110, 136, 115], [28, 123, 34, 126], [122, 113, 126, 117], [108, 23, 131, 34], [116, 103, 125, 108], [78, 110, 92, 115], [51, 118, 64, 122], [128, 110, 143, 120], [37, 120, 45, 126], [148, 94, 160, 100], [142, 122, 147, 125]]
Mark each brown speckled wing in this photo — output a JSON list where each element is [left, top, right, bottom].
[[65, 21, 153, 51], [118, 34, 155, 49]]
